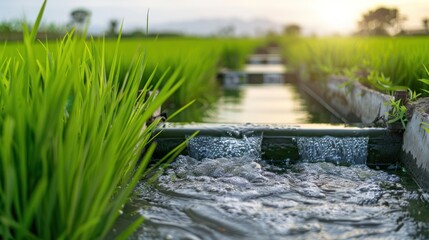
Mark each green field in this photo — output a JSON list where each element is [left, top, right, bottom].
[[4, 30, 429, 239], [0, 2, 262, 238], [281, 36, 429, 95], [3, 36, 262, 109], [3, 2, 429, 239]]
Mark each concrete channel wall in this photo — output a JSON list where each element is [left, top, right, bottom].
[[302, 75, 429, 191], [300, 75, 393, 124], [402, 99, 429, 190]]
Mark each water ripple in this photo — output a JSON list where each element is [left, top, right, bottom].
[[126, 155, 429, 240]]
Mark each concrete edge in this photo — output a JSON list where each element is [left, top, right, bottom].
[[402, 99, 429, 190], [303, 74, 429, 191], [151, 123, 402, 166], [325, 75, 393, 123]]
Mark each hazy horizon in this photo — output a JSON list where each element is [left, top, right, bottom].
[[1, 0, 429, 36]]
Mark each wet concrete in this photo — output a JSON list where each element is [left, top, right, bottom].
[[402, 98, 429, 191], [151, 123, 403, 167]]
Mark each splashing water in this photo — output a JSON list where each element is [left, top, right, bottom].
[[124, 156, 428, 240], [297, 136, 368, 165], [114, 135, 428, 240], [187, 134, 262, 160]]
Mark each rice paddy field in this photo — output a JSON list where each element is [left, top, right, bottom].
[[2, 36, 262, 119], [2, 2, 429, 239], [0, 3, 263, 239], [281, 36, 429, 95]]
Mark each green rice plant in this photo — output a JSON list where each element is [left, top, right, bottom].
[[384, 89, 421, 129], [0, 1, 188, 239], [387, 98, 408, 128], [418, 65, 429, 94], [363, 71, 408, 94], [408, 89, 421, 102], [421, 122, 429, 134], [219, 41, 257, 70]]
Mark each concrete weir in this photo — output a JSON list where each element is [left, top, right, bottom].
[[152, 123, 402, 167], [299, 75, 429, 191]]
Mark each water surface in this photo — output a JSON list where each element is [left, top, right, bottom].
[[125, 156, 429, 240], [122, 61, 429, 239], [202, 83, 341, 124], [115, 135, 429, 240]]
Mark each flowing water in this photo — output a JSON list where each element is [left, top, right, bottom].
[[116, 61, 429, 239], [116, 135, 429, 240]]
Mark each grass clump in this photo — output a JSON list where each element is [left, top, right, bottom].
[[0, 1, 184, 239]]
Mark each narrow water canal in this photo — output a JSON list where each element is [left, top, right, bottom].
[[118, 136, 429, 240], [113, 53, 429, 239], [203, 83, 340, 124], [174, 62, 341, 124]]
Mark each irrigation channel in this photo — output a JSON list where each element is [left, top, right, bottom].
[[113, 48, 429, 239]]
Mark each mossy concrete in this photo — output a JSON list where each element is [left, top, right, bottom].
[[325, 76, 393, 123], [301, 75, 393, 124], [402, 98, 429, 190]]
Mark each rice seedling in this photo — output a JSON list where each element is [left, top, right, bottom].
[[0, 1, 189, 239], [386, 98, 408, 128], [421, 122, 429, 134], [418, 65, 429, 94], [363, 71, 408, 94]]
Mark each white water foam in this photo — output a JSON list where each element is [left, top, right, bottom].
[[187, 134, 262, 160], [296, 136, 369, 165]]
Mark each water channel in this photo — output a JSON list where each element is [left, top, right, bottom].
[[202, 83, 341, 124], [113, 57, 429, 239]]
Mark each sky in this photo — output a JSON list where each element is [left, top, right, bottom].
[[1, 0, 429, 35]]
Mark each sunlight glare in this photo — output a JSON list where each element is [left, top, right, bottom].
[[314, 1, 361, 34]]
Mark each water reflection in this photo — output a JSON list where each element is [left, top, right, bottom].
[[170, 83, 341, 124], [201, 83, 342, 124]]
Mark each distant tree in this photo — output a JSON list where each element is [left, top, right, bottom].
[[0, 20, 24, 33], [42, 22, 67, 34], [217, 25, 235, 37], [265, 29, 279, 38], [108, 19, 118, 36], [357, 7, 406, 36], [0, 23, 12, 33], [70, 8, 91, 31], [423, 17, 429, 32], [283, 24, 301, 36]]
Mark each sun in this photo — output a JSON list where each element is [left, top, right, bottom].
[[315, 1, 361, 34]]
